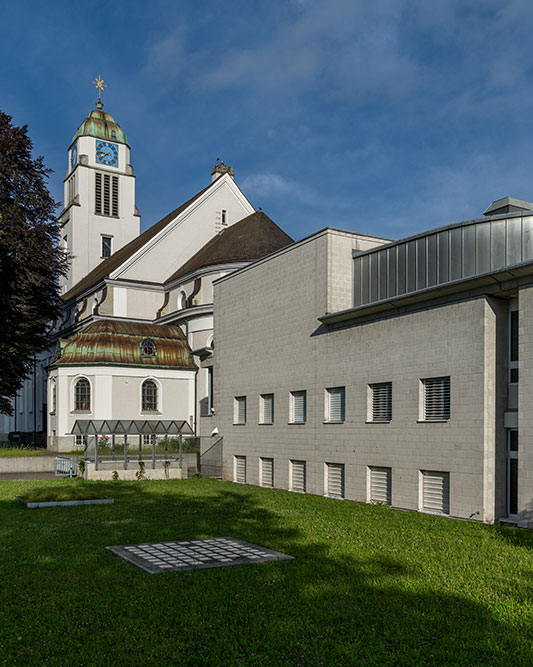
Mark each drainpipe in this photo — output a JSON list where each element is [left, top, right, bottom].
[[33, 355, 37, 445]]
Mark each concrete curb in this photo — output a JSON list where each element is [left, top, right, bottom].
[[19, 498, 115, 508]]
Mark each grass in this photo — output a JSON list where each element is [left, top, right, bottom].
[[0, 446, 45, 457], [0, 478, 532, 665]]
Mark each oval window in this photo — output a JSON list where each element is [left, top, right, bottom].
[[141, 338, 156, 357]]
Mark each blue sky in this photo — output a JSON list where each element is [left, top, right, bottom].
[[2, 0, 533, 242]]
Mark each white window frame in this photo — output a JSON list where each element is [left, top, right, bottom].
[[259, 393, 274, 424], [325, 386, 345, 423], [419, 470, 450, 515], [260, 457, 274, 487], [234, 396, 246, 425], [367, 466, 392, 505], [419, 377, 450, 422], [289, 390, 307, 424], [234, 455, 246, 483], [101, 234, 113, 259], [367, 382, 392, 423], [324, 462, 345, 498], [289, 459, 306, 493], [140, 377, 162, 414], [71, 375, 92, 413]]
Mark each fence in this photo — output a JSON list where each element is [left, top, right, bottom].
[[199, 437, 223, 478]]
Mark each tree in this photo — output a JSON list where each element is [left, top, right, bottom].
[[0, 111, 67, 415]]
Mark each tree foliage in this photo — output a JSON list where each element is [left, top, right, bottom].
[[0, 111, 67, 415]]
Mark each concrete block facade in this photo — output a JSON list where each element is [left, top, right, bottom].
[[211, 223, 529, 524]]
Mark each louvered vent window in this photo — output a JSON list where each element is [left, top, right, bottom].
[[67, 174, 76, 203], [370, 383, 392, 422], [95, 172, 119, 216], [234, 455, 246, 483], [260, 394, 274, 424], [261, 458, 274, 487], [369, 466, 392, 504], [326, 387, 345, 422], [290, 460, 306, 492], [423, 377, 450, 420], [234, 396, 246, 424], [422, 471, 450, 514], [326, 462, 345, 498], [290, 391, 306, 424]]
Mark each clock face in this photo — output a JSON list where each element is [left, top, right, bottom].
[[70, 143, 77, 171], [95, 140, 119, 167]]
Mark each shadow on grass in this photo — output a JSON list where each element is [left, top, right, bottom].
[[0, 478, 531, 665]]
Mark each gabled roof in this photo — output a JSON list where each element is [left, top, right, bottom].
[[165, 211, 294, 284], [62, 181, 214, 302]]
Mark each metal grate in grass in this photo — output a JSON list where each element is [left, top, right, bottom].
[[106, 537, 294, 574]]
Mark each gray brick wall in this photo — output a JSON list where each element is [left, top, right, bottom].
[[213, 230, 510, 523]]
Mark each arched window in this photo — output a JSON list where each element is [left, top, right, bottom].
[[142, 380, 158, 411], [74, 378, 91, 411], [141, 338, 156, 357]]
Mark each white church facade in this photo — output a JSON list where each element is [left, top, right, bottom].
[[3, 97, 533, 527], [0, 100, 293, 449]]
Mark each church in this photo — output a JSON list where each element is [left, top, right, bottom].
[[2, 95, 533, 527], [0, 98, 293, 449]]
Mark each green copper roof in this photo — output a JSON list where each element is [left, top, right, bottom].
[[49, 320, 196, 371], [72, 102, 128, 146]]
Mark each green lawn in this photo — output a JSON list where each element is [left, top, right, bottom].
[[0, 446, 45, 457], [0, 478, 532, 665]]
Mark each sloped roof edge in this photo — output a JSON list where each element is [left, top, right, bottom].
[[165, 210, 294, 284], [62, 180, 216, 303]]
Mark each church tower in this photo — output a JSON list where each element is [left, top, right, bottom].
[[59, 88, 140, 293]]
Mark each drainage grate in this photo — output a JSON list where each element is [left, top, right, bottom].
[[106, 537, 294, 574]]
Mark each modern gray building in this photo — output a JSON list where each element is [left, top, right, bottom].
[[207, 196, 533, 527]]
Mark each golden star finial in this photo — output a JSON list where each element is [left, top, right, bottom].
[[92, 74, 107, 100]]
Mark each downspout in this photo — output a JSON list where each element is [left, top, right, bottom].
[[156, 292, 170, 319], [33, 355, 36, 444], [186, 278, 201, 308]]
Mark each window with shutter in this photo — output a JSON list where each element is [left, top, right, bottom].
[[234, 455, 246, 483], [103, 173, 110, 215], [260, 394, 274, 424], [326, 387, 345, 422], [421, 471, 450, 514], [112, 176, 119, 216], [369, 382, 392, 422], [326, 462, 345, 498], [234, 396, 246, 424], [290, 460, 306, 492], [290, 391, 306, 423], [422, 377, 450, 420], [95, 172, 102, 214], [369, 466, 392, 504], [95, 172, 119, 217], [261, 458, 274, 487]]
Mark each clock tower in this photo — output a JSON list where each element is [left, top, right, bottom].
[[59, 95, 140, 293]]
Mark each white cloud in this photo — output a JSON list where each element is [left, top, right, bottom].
[[241, 173, 294, 198], [143, 24, 186, 79], [196, 0, 421, 101]]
